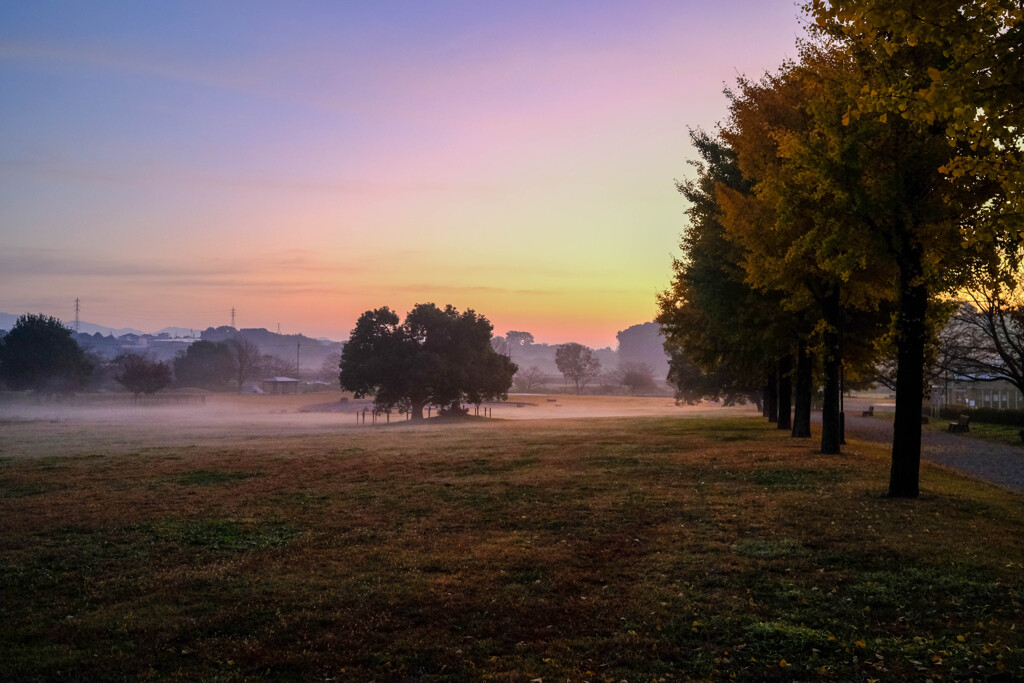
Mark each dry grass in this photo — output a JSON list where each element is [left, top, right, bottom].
[[1, 402, 1022, 681]]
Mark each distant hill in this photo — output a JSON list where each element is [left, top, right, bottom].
[[0, 312, 143, 337], [199, 326, 343, 371]]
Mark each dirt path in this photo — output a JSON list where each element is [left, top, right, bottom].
[[843, 412, 1024, 494]]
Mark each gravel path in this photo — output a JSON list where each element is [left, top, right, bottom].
[[842, 413, 1024, 494]]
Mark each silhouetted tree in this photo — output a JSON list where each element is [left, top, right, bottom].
[[226, 337, 262, 393], [340, 304, 516, 419], [173, 340, 233, 391], [113, 352, 172, 398], [505, 330, 534, 363], [616, 322, 669, 378], [555, 343, 601, 395], [0, 314, 93, 394]]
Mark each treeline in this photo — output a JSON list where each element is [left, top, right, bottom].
[[0, 314, 339, 396], [658, 2, 1022, 498], [493, 321, 672, 395]]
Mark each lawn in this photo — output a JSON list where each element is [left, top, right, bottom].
[[869, 407, 1024, 449], [1, 409, 1022, 681]]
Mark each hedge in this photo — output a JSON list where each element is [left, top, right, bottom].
[[938, 406, 1024, 427]]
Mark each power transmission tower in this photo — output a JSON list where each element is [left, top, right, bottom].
[[230, 307, 236, 328], [74, 298, 80, 332]]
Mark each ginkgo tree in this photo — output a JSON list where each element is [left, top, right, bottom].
[[718, 51, 896, 455], [801, 3, 1013, 496], [808, 0, 1023, 233]]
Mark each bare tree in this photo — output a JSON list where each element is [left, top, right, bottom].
[[943, 282, 1024, 396], [226, 337, 262, 393], [490, 336, 509, 356], [318, 352, 342, 384], [620, 362, 655, 395], [260, 353, 295, 378], [513, 365, 545, 392]]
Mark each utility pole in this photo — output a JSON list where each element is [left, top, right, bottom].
[[74, 298, 80, 333], [230, 307, 236, 328]]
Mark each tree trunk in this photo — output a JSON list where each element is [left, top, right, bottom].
[[821, 289, 842, 454], [766, 370, 778, 423], [410, 401, 425, 420], [777, 355, 792, 430], [792, 342, 812, 438], [889, 249, 927, 498], [761, 386, 770, 418]]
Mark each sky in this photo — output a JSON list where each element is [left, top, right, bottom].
[[0, 0, 806, 347]]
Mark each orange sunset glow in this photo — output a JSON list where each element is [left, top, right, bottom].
[[1, 1, 805, 346]]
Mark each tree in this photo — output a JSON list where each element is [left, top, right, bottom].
[[260, 353, 296, 378], [173, 340, 234, 391], [718, 54, 899, 452], [554, 343, 601, 395], [113, 352, 172, 398], [941, 280, 1024, 397], [616, 322, 669, 378], [339, 304, 517, 419], [809, 0, 1023, 232], [513, 365, 546, 392], [620, 362, 656, 395], [657, 131, 794, 421], [225, 337, 262, 393], [808, 1, 1016, 495], [317, 352, 342, 384], [0, 314, 93, 393], [505, 330, 534, 364]]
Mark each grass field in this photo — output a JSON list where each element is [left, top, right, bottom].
[[2, 397, 1022, 680]]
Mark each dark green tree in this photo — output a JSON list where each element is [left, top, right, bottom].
[[657, 131, 801, 425], [172, 340, 234, 391], [113, 352, 172, 398], [0, 314, 94, 393], [339, 304, 516, 419]]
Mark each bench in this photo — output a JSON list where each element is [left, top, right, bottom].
[[948, 414, 970, 433], [861, 406, 874, 416]]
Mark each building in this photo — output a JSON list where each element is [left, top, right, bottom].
[[261, 377, 300, 394], [930, 377, 1024, 411]]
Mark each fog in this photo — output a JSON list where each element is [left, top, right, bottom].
[[0, 392, 757, 458]]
